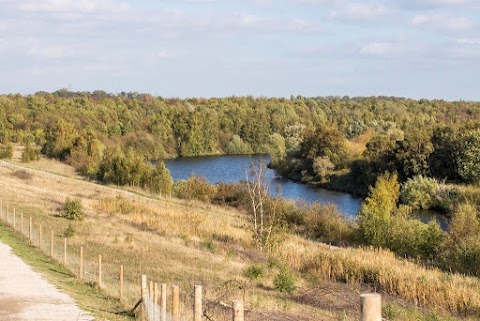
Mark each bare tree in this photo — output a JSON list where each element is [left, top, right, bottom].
[[245, 158, 278, 251]]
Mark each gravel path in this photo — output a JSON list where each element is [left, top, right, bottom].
[[0, 241, 94, 321]]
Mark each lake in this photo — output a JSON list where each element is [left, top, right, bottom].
[[163, 154, 448, 227]]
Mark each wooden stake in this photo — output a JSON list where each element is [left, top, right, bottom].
[[39, 225, 42, 250], [64, 238, 67, 265], [98, 254, 102, 288], [154, 283, 159, 321], [20, 212, 24, 235], [141, 275, 147, 300], [120, 265, 124, 302], [194, 285, 202, 321], [360, 293, 382, 321], [161, 283, 167, 321], [149, 281, 154, 301], [232, 300, 244, 321], [13, 208, 16, 229], [172, 285, 180, 321], [29, 217, 32, 241], [50, 230, 54, 257], [80, 247, 84, 280]]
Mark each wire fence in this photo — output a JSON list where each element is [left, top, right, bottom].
[[0, 201, 248, 321]]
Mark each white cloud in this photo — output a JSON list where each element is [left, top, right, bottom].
[[411, 13, 472, 32], [457, 38, 480, 45], [360, 42, 393, 55], [27, 44, 67, 58], [327, 2, 392, 21], [18, 0, 129, 13], [345, 3, 390, 20]]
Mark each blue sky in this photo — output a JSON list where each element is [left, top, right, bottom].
[[0, 0, 479, 100]]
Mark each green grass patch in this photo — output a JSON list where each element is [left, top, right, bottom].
[[0, 223, 134, 321]]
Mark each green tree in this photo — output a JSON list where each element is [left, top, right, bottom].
[[43, 119, 78, 160], [443, 202, 480, 275], [147, 161, 173, 196], [457, 129, 480, 185], [357, 173, 399, 248], [400, 175, 438, 210]]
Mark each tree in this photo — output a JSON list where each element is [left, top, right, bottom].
[[457, 129, 480, 185], [147, 161, 173, 196], [400, 175, 438, 210], [443, 202, 480, 275], [43, 119, 78, 160], [357, 173, 399, 248], [246, 159, 279, 251]]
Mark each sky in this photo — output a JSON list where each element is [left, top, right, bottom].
[[0, 0, 479, 100]]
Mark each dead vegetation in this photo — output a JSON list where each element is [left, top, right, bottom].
[[0, 157, 477, 321]]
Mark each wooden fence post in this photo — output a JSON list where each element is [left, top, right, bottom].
[[120, 265, 124, 302], [80, 246, 84, 279], [21, 212, 24, 235], [161, 283, 167, 321], [0, 200, 2, 221], [50, 230, 54, 257], [232, 300, 244, 321], [172, 285, 180, 321], [141, 275, 147, 316], [29, 217, 32, 241], [63, 238, 67, 265], [141, 275, 147, 300], [39, 225, 42, 249], [150, 281, 154, 301], [13, 208, 16, 229], [154, 283, 159, 321], [194, 285, 202, 321], [360, 293, 381, 321], [6, 204, 8, 224], [98, 254, 102, 288]]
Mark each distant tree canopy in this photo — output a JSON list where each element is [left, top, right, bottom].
[[1, 91, 480, 194]]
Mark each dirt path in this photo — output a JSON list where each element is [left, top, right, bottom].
[[0, 241, 94, 321]]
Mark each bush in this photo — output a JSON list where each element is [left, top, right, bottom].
[[64, 223, 76, 238], [173, 176, 217, 202], [243, 264, 264, 280], [62, 197, 84, 221], [274, 266, 296, 293], [12, 170, 32, 180], [21, 141, 41, 163], [434, 185, 459, 213], [0, 143, 13, 159], [400, 175, 437, 210], [303, 203, 352, 245]]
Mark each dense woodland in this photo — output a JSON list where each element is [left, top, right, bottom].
[[3, 90, 480, 276]]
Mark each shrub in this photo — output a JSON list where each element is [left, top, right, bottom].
[[274, 266, 296, 293], [62, 197, 84, 221], [434, 185, 460, 213], [0, 143, 13, 159], [243, 264, 264, 280], [173, 176, 216, 202], [303, 203, 352, 245], [201, 239, 216, 252], [64, 223, 76, 238], [12, 170, 32, 180], [400, 175, 438, 210], [21, 141, 41, 163]]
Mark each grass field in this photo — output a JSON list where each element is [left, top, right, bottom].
[[0, 152, 477, 321]]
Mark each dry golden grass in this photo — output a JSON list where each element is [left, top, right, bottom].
[[0, 156, 475, 321], [0, 159, 343, 321], [275, 236, 480, 318]]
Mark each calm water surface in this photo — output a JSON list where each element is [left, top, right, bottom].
[[164, 154, 447, 227]]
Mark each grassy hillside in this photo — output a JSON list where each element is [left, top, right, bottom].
[[0, 152, 477, 321]]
